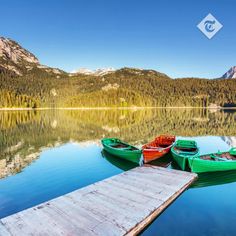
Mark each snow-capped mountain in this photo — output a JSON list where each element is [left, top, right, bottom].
[[95, 68, 115, 76], [71, 67, 115, 76], [222, 67, 236, 79]]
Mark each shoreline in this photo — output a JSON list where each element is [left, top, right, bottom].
[[0, 106, 236, 111]]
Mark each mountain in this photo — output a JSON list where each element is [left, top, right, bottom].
[[0, 36, 236, 108], [71, 67, 115, 76], [0, 37, 64, 76], [70, 67, 170, 78], [0, 37, 39, 64], [222, 67, 236, 79], [0, 37, 38, 76], [0, 37, 165, 79]]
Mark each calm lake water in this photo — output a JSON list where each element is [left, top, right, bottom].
[[0, 109, 236, 235]]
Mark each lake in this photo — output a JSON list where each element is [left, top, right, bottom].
[[0, 108, 236, 235]]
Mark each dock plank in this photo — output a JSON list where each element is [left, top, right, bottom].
[[0, 166, 197, 236], [0, 222, 11, 236]]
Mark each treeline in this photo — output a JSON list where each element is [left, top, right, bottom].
[[0, 90, 40, 108], [115, 75, 236, 107], [0, 68, 235, 108]]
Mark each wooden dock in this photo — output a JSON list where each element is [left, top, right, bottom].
[[0, 166, 197, 236]]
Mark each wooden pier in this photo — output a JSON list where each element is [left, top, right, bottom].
[[0, 166, 197, 236]]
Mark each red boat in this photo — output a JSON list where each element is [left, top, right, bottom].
[[142, 135, 176, 163]]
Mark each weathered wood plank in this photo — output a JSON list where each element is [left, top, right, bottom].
[[112, 171, 187, 191], [0, 222, 11, 236], [125, 172, 197, 235], [0, 166, 197, 236]]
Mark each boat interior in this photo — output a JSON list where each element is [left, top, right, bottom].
[[143, 136, 175, 149], [110, 143, 139, 151], [201, 153, 236, 161], [174, 146, 198, 154]]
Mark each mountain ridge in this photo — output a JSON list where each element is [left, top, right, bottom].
[[0, 36, 235, 108], [70, 67, 115, 76], [0, 37, 171, 79], [1, 36, 235, 80]]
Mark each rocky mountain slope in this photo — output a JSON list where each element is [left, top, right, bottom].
[[0, 37, 64, 77], [222, 67, 236, 79], [0, 37, 38, 64]]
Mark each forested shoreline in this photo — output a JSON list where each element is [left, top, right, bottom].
[[0, 67, 235, 108]]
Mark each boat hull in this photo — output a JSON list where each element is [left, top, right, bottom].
[[142, 135, 175, 163], [171, 150, 189, 170], [102, 138, 142, 164], [171, 140, 199, 170], [188, 155, 236, 173], [143, 148, 171, 163]]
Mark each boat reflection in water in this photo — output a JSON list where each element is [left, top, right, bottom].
[[102, 150, 172, 171], [171, 158, 236, 188], [191, 170, 236, 188], [146, 153, 173, 168], [101, 150, 138, 171]]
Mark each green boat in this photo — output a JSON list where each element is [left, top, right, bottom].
[[101, 138, 142, 164], [171, 140, 199, 170], [188, 148, 236, 173]]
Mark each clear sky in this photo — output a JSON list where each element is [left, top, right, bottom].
[[1, 0, 235, 78]]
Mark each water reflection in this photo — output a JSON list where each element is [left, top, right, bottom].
[[101, 150, 138, 171], [0, 142, 124, 218], [0, 109, 236, 227], [0, 109, 236, 179], [192, 170, 236, 188]]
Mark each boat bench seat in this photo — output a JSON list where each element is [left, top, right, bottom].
[[110, 143, 133, 150], [110, 143, 127, 147], [119, 147, 134, 150], [210, 154, 228, 161]]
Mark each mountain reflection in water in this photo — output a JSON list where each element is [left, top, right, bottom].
[[0, 108, 236, 179]]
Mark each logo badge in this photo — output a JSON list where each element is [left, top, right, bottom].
[[197, 13, 223, 39]]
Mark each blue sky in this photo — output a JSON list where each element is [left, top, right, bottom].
[[1, 0, 235, 78]]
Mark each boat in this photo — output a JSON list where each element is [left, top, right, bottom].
[[171, 140, 199, 170], [188, 148, 236, 173], [101, 138, 142, 164], [142, 135, 175, 163]]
